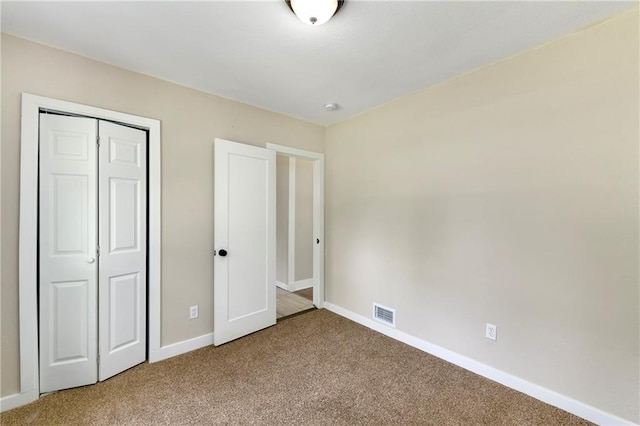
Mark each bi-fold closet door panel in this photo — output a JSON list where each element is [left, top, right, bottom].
[[39, 114, 98, 392], [39, 114, 147, 393], [98, 121, 147, 382]]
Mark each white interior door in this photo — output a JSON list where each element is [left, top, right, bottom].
[[39, 114, 98, 392], [214, 138, 276, 345], [98, 121, 147, 381]]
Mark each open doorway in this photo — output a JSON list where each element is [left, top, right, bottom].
[[268, 144, 324, 319]]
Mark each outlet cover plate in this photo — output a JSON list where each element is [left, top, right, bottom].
[[486, 323, 497, 341], [190, 305, 199, 320]]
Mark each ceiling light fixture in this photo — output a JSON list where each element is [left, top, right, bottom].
[[286, 0, 344, 26]]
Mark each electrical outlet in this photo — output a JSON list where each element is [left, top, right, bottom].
[[189, 305, 199, 320], [486, 323, 497, 341]]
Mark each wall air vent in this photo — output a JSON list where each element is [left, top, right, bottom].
[[373, 303, 396, 328]]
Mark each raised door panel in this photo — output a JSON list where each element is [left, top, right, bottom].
[[48, 280, 90, 364], [50, 174, 89, 255], [49, 129, 89, 161], [109, 137, 140, 167], [227, 154, 269, 320], [109, 178, 140, 253], [109, 273, 140, 352]]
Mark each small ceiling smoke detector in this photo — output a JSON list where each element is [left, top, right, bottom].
[[286, 0, 344, 26], [324, 103, 339, 111]]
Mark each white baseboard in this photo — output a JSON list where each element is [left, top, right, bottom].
[[292, 278, 313, 291], [148, 332, 214, 363], [276, 279, 313, 292], [2, 333, 216, 412], [0, 389, 38, 413], [323, 302, 636, 426]]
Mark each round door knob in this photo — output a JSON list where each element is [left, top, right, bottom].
[[87, 257, 96, 264], [218, 249, 228, 257]]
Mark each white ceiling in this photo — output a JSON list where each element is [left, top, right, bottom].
[[1, 1, 635, 126]]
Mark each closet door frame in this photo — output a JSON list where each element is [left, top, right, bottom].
[[18, 93, 162, 404]]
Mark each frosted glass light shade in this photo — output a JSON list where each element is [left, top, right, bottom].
[[290, 0, 339, 26]]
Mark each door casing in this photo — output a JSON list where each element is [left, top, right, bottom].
[[18, 93, 162, 403]]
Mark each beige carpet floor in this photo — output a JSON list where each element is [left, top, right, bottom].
[[1, 310, 591, 425]]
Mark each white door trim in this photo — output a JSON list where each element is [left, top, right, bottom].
[[287, 157, 297, 288], [18, 93, 162, 402], [267, 143, 324, 308]]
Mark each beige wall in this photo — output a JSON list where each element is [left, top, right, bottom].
[[0, 34, 325, 397], [325, 9, 638, 423], [276, 155, 290, 284], [294, 158, 314, 281]]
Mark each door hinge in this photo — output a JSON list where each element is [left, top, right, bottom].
[[97, 354, 100, 365], [97, 245, 101, 257], [97, 136, 100, 147]]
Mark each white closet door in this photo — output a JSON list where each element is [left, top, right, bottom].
[[98, 121, 147, 381], [214, 138, 276, 345], [39, 114, 98, 393]]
